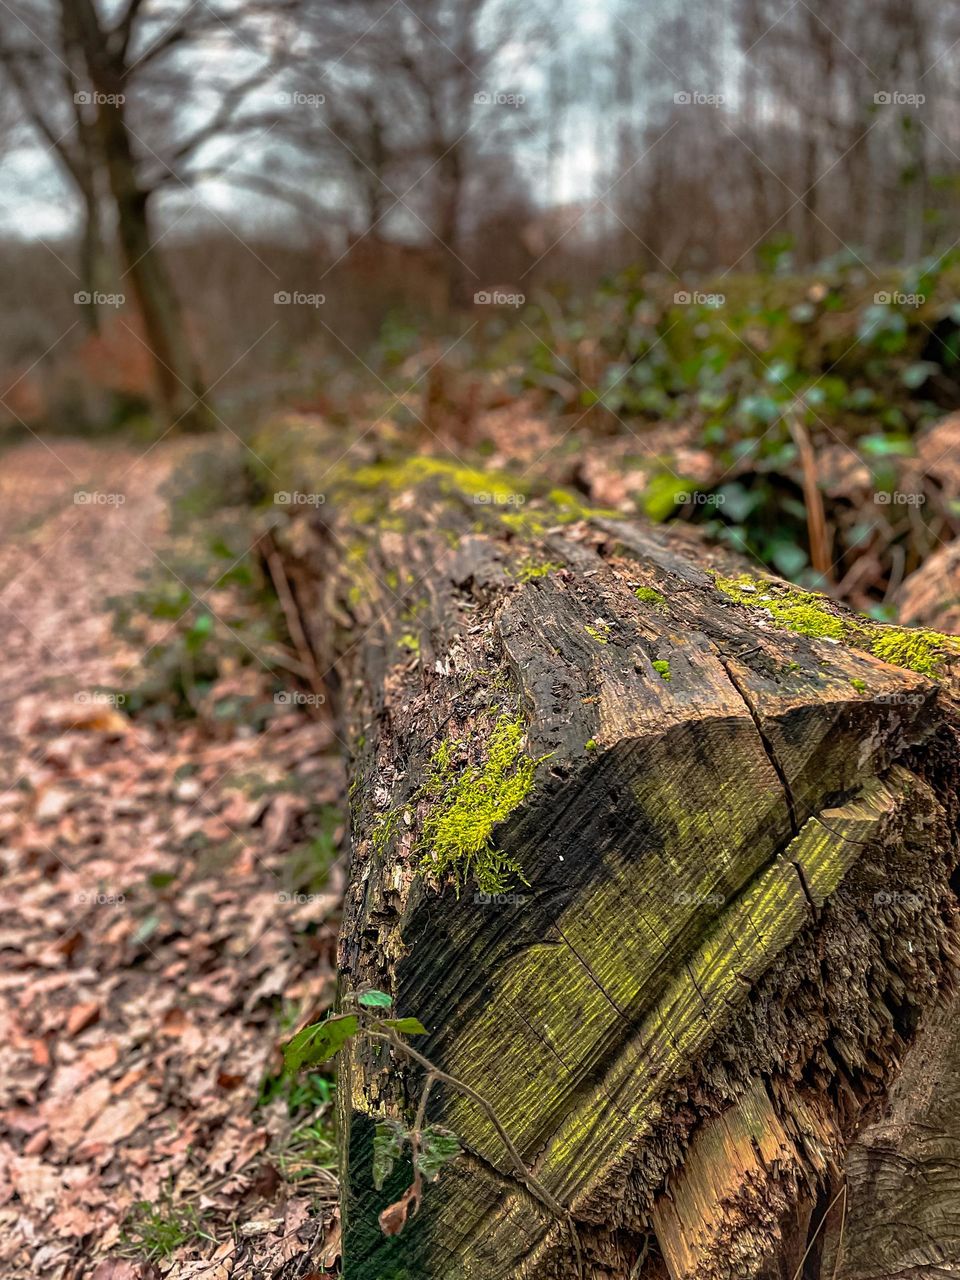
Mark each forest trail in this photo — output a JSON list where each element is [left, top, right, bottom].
[[0, 439, 343, 1280]]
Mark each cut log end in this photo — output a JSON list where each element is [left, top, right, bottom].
[[265, 433, 960, 1280]]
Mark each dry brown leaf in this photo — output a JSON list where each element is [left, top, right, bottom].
[[378, 1184, 420, 1237], [66, 1001, 101, 1037]]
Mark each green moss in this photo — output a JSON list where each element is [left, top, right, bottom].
[[417, 714, 541, 893], [714, 573, 846, 640], [397, 631, 420, 653], [545, 488, 619, 524], [634, 586, 667, 610], [372, 806, 402, 855], [652, 659, 672, 681], [584, 738, 598, 751], [713, 572, 958, 679], [870, 627, 952, 678], [586, 621, 612, 645], [350, 456, 527, 504], [499, 510, 548, 537], [850, 678, 868, 694], [514, 559, 563, 583]]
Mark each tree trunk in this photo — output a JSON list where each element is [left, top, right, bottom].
[[78, 182, 108, 335], [267, 433, 960, 1280], [69, 0, 214, 433]]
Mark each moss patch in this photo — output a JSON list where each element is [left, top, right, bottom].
[[417, 713, 543, 894], [652, 659, 672, 681], [870, 628, 949, 678], [714, 573, 846, 640], [713, 571, 959, 677], [585, 622, 612, 645], [634, 586, 667, 610], [349, 456, 527, 505], [514, 559, 563, 583]]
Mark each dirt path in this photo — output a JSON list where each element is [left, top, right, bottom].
[[0, 440, 343, 1279]]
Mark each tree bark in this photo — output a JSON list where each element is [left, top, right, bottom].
[[68, 0, 214, 433], [267, 432, 960, 1280]]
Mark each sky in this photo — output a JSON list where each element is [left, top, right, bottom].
[[0, 0, 633, 241]]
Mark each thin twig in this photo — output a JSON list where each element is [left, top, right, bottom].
[[407, 1071, 436, 1210], [790, 413, 832, 582], [368, 1027, 565, 1218], [831, 1183, 848, 1280], [260, 533, 326, 698], [365, 1025, 584, 1278], [791, 1184, 848, 1280]]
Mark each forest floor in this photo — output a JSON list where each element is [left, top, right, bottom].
[[0, 438, 345, 1279]]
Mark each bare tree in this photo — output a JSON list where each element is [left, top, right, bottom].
[[285, 0, 545, 307], [1, 0, 298, 429], [0, 10, 109, 331]]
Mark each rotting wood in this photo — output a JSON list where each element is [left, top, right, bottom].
[[261, 420, 960, 1280]]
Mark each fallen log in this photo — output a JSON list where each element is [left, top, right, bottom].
[[265, 425, 960, 1280]]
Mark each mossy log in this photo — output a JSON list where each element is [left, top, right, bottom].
[[265, 429, 960, 1280]]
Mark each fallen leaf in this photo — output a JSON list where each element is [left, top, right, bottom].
[[239, 1217, 283, 1237], [378, 1184, 420, 1237], [66, 1001, 101, 1037]]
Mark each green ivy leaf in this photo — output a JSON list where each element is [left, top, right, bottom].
[[642, 472, 698, 523], [382, 1017, 428, 1035], [357, 989, 393, 1009], [416, 1127, 461, 1182], [770, 540, 808, 578], [283, 1014, 358, 1075], [861, 433, 912, 457], [901, 361, 938, 389], [373, 1120, 406, 1190]]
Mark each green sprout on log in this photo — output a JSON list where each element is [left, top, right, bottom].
[[282, 989, 581, 1269]]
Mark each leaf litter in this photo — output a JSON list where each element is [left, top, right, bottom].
[[0, 441, 344, 1278]]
